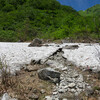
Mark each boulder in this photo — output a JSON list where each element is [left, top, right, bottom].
[[38, 68, 61, 83], [28, 38, 43, 47], [64, 45, 79, 49]]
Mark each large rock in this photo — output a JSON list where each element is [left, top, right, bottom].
[[28, 38, 43, 47], [38, 68, 61, 83], [1, 93, 17, 100], [64, 45, 79, 49]]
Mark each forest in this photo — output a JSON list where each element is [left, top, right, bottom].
[[0, 0, 100, 42]]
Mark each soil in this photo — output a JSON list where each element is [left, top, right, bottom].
[[0, 64, 54, 100]]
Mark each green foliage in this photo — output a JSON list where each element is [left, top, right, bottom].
[[0, 0, 99, 41], [0, 30, 18, 42], [2, 4, 15, 12], [79, 4, 100, 16]]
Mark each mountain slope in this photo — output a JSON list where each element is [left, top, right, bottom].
[[79, 4, 100, 16], [0, 0, 99, 42]]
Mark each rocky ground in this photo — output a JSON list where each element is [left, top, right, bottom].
[[0, 42, 100, 100]]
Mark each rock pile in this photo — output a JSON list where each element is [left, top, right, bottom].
[[42, 49, 91, 100]]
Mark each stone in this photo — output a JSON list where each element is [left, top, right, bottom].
[[25, 65, 39, 72], [68, 83, 76, 88], [70, 89, 76, 93], [40, 89, 46, 94], [1, 93, 17, 100], [67, 78, 73, 82], [45, 96, 52, 100], [62, 67, 68, 71], [78, 83, 83, 88], [38, 68, 61, 83], [58, 89, 65, 93], [77, 75, 83, 82], [29, 93, 39, 100], [64, 45, 79, 49], [73, 73, 79, 78], [64, 85, 68, 89], [28, 38, 43, 47], [63, 99, 67, 100], [53, 92, 58, 95]]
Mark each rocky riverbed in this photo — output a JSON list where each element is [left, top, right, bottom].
[[0, 42, 100, 100]]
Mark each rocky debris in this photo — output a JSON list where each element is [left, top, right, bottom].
[[28, 38, 43, 47], [43, 49, 91, 100], [29, 93, 39, 100], [64, 45, 79, 49], [38, 68, 61, 83], [1, 93, 17, 100]]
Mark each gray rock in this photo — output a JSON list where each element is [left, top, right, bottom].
[[64, 85, 68, 89], [77, 83, 83, 88], [45, 96, 52, 100], [63, 99, 67, 100], [38, 68, 61, 83], [25, 65, 39, 72], [28, 38, 43, 47], [67, 78, 73, 82], [53, 92, 58, 95], [72, 73, 79, 78], [1, 93, 17, 100], [77, 74, 83, 82], [58, 89, 65, 93], [64, 45, 79, 49], [68, 83, 76, 88], [70, 89, 76, 93]]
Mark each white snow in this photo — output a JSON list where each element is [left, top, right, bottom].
[[0, 42, 59, 74], [0, 42, 100, 74], [62, 43, 100, 72]]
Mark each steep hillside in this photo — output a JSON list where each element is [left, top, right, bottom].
[[0, 0, 99, 42], [79, 4, 100, 16]]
